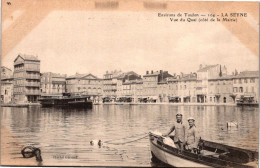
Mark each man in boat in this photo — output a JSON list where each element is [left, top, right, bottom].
[[163, 113, 185, 150], [185, 117, 200, 153]]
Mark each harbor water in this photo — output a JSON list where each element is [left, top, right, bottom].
[[1, 105, 259, 166]]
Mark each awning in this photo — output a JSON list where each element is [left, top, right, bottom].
[[244, 95, 254, 98], [149, 96, 158, 99]]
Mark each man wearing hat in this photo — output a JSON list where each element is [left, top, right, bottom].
[[185, 117, 200, 152], [163, 113, 185, 150]]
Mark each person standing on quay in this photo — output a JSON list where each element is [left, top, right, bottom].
[[163, 113, 185, 150]]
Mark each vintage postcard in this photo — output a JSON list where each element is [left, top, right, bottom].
[[1, 0, 259, 167]]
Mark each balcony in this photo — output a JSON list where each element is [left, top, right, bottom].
[[25, 90, 40, 95], [25, 67, 40, 72], [26, 75, 40, 79], [25, 82, 40, 87], [243, 92, 256, 97], [14, 68, 24, 72]]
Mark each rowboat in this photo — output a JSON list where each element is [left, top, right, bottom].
[[149, 132, 258, 167]]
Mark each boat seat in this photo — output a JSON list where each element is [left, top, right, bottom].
[[200, 150, 229, 158]]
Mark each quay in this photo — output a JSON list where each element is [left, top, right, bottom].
[[1, 57, 259, 107], [1, 103, 41, 107], [102, 102, 238, 106]]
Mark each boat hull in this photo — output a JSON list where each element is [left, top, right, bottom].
[[149, 133, 258, 168], [237, 103, 259, 107], [150, 139, 210, 167], [39, 97, 92, 108]]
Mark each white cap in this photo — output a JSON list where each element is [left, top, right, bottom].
[[187, 117, 195, 121]]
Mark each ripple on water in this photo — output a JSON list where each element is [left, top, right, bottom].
[[1, 105, 259, 166]]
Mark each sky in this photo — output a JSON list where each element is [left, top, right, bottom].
[[2, 10, 259, 78]]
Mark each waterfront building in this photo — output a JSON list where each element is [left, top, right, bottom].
[[196, 64, 227, 103], [66, 73, 103, 99], [103, 70, 123, 98], [117, 71, 142, 100], [40, 72, 67, 97], [166, 76, 179, 102], [142, 70, 159, 100], [13, 54, 41, 103], [208, 76, 234, 103], [232, 71, 259, 103], [131, 80, 143, 102], [1, 67, 14, 103], [178, 73, 197, 103], [143, 70, 173, 102]]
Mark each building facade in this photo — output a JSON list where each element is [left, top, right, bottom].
[[40, 72, 66, 97], [13, 55, 41, 103], [232, 71, 259, 103], [117, 71, 142, 98], [142, 70, 173, 102], [66, 73, 103, 99], [1, 67, 13, 103], [178, 73, 197, 103], [208, 76, 234, 103], [103, 70, 123, 98], [196, 64, 227, 103]]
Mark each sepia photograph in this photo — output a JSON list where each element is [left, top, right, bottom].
[[1, 0, 259, 167]]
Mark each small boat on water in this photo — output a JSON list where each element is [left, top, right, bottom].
[[149, 132, 258, 167]]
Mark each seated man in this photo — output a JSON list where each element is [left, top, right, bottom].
[[185, 117, 200, 153], [163, 113, 185, 150]]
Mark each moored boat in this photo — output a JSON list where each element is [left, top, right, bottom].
[[149, 132, 258, 167], [38, 93, 92, 108], [237, 102, 259, 107]]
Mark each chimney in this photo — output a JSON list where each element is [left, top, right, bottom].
[[181, 72, 183, 77], [146, 71, 149, 74]]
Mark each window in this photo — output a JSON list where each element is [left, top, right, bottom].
[[252, 86, 254, 92], [234, 80, 236, 84], [239, 79, 242, 84], [239, 87, 243, 93], [244, 79, 247, 83], [233, 87, 237, 93], [250, 78, 255, 83]]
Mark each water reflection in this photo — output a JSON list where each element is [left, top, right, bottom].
[[1, 105, 259, 166]]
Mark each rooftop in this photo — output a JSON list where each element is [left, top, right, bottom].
[[14, 54, 40, 62], [197, 64, 218, 72], [41, 72, 66, 78], [1, 66, 12, 72], [208, 75, 234, 81], [66, 73, 100, 80], [233, 71, 259, 78]]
